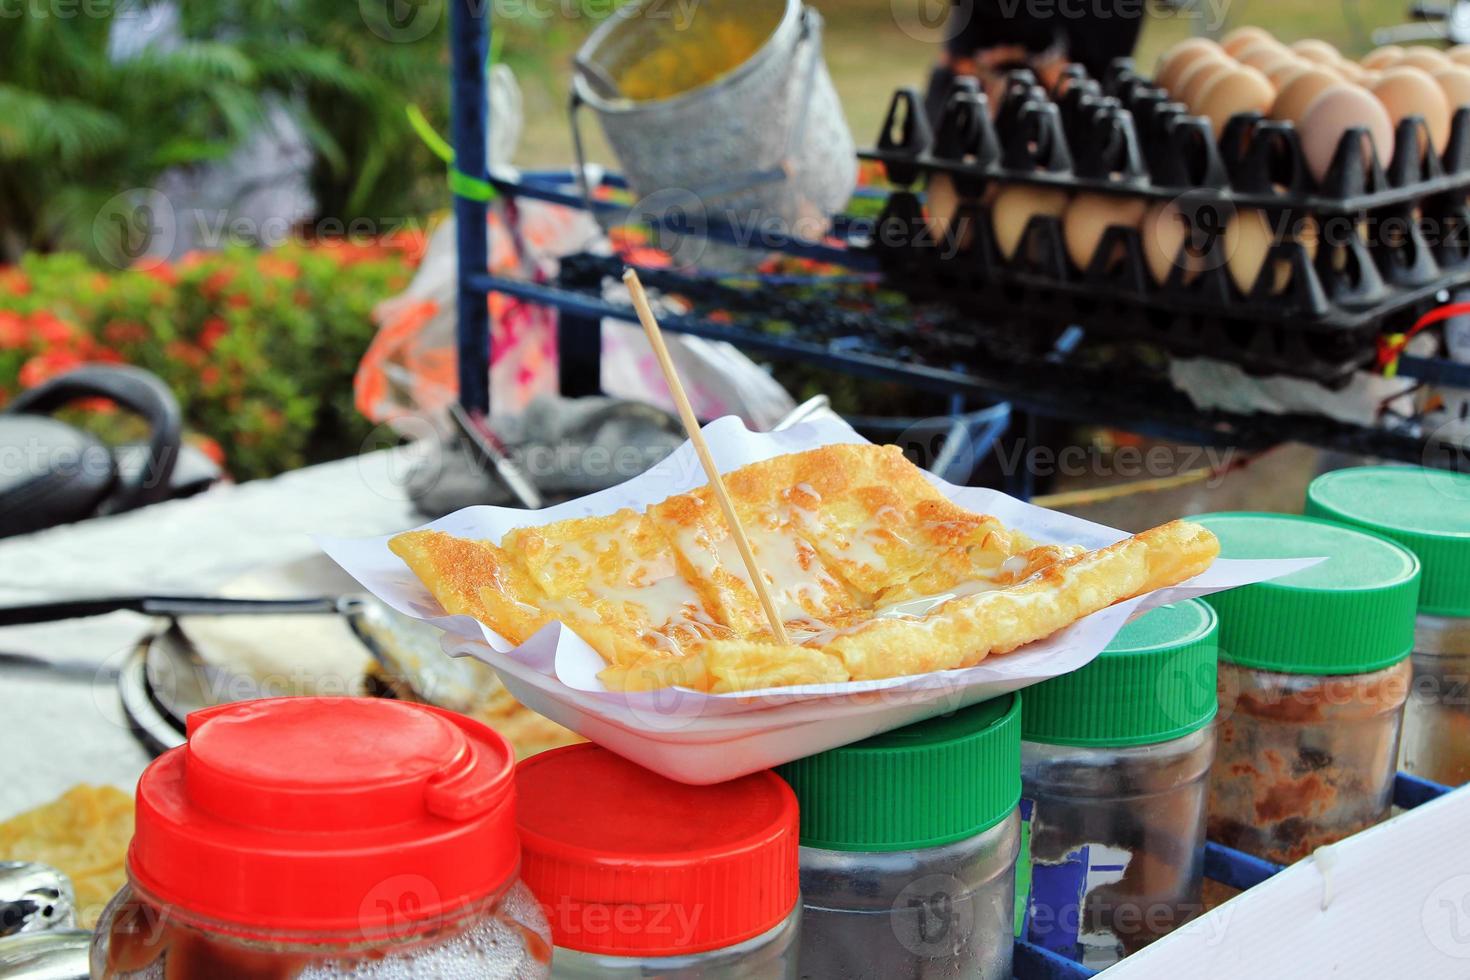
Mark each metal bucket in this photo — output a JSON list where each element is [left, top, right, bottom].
[[571, 0, 856, 262]]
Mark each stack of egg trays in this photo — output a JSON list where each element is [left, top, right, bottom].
[[1010, 771, 1456, 979], [866, 61, 1470, 383]]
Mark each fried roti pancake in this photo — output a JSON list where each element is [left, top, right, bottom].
[[648, 486, 864, 637], [500, 508, 725, 642], [701, 519, 1218, 691], [390, 530, 550, 642], [715, 444, 1062, 605], [389, 445, 1219, 692]]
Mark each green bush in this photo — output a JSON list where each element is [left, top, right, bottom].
[[0, 239, 421, 480]]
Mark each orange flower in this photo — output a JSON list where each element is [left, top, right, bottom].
[[103, 320, 149, 346], [257, 255, 300, 280], [19, 350, 83, 388], [139, 263, 178, 286], [0, 311, 25, 348], [198, 317, 229, 351], [164, 340, 206, 368], [201, 268, 234, 298], [193, 435, 225, 466], [0, 268, 31, 295], [29, 312, 74, 345]]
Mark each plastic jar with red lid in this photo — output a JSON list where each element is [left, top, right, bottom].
[[90, 697, 552, 979], [514, 743, 801, 978]]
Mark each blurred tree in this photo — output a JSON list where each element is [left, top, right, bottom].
[[0, 0, 452, 264], [0, 3, 268, 262], [0, 0, 615, 266], [175, 0, 452, 230]]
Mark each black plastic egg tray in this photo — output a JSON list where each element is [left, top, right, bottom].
[[864, 62, 1470, 382], [871, 59, 1470, 211]]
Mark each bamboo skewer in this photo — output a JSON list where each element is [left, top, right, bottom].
[[622, 268, 792, 646]]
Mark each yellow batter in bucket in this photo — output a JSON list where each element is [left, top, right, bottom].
[[617, 18, 765, 100]]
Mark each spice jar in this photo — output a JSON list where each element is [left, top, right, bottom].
[[1196, 513, 1421, 865], [777, 694, 1021, 980], [90, 697, 552, 979], [1306, 465, 1470, 786], [1020, 600, 1218, 968], [515, 744, 800, 978]]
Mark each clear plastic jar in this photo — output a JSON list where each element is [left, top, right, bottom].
[[1304, 466, 1470, 787], [1210, 659, 1412, 865], [796, 811, 1018, 979], [515, 744, 800, 979], [547, 907, 800, 979], [1023, 728, 1214, 966], [89, 697, 551, 980], [779, 695, 1022, 980], [91, 877, 550, 979], [1019, 599, 1218, 968], [1401, 614, 1470, 786], [1195, 512, 1421, 866]]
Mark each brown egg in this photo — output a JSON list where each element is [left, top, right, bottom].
[[1372, 66, 1451, 156], [1399, 46, 1452, 74], [1449, 45, 1470, 67], [1362, 46, 1405, 70], [1062, 193, 1148, 272], [1222, 26, 1277, 57], [1298, 85, 1396, 181], [1224, 208, 1276, 294], [1237, 43, 1292, 72], [1291, 39, 1341, 65], [1196, 66, 1276, 136], [1267, 60, 1312, 88], [1177, 55, 1237, 108], [1225, 208, 1318, 294], [1157, 37, 1227, 92], [1433, 66, 1470, 112], [1141, 201, 1202, 284], [1333, 61, 1370, 84], [1250, 50, 1304, 81], [1270, 68, 1344, 124], [989, 184, 1070, 260]]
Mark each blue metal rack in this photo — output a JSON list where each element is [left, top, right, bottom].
[[446, 0, 1470, 472]]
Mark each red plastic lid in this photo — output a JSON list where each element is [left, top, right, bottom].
[[515, 745, 799, 957], [129, 697, 519, 942]]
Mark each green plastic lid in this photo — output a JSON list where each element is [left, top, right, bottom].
[[1194, 512, 1421, 676], [1305, 466, 1470, 618], [776, 694, 1019, 852], [1021, 600, 1219, 747]]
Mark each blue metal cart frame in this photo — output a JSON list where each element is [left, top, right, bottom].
[[447, 0, 1469, 478]]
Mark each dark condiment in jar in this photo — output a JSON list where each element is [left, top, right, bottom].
[[1020, 601, 1219, 968], [1196, 514, 1420, 866]]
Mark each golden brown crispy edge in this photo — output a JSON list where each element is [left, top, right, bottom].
[[389, 530, 549, 642], [701, 520, 1219, 690]]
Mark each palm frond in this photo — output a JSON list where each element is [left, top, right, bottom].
[[123, 40, 259, 88], [252, 47, 377, 98], [0, 86, 126, 165]]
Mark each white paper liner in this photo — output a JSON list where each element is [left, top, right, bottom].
[[320, 415, 1319, 782]]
